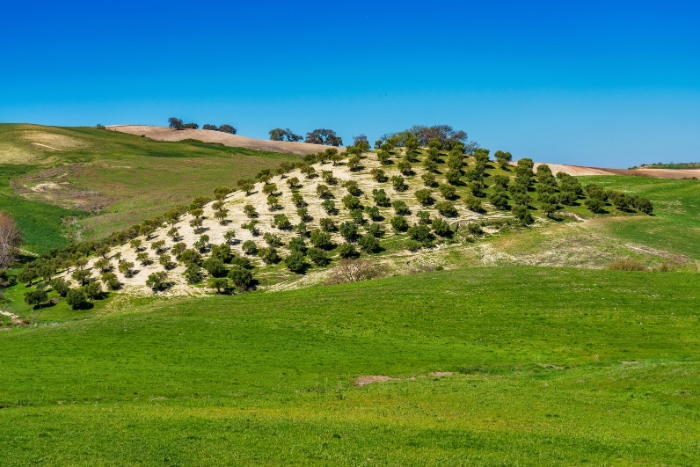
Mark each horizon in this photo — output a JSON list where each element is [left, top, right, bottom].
[[2, 0, 699, 168]]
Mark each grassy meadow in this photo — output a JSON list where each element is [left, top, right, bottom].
[[2, 266, 699, 466]]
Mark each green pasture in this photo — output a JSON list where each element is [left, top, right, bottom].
[[2, 266, 698, 465], [578, 176, 700, 260]]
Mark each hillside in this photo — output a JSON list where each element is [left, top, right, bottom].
[[0, 124, 302, 251], [109, 125, 345, 155]]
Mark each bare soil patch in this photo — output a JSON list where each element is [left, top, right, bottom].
[[354, 376, 396, 386], [108, 125, 344, 156], [528, 162, 700, 180]]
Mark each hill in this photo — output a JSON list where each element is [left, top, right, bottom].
[[0, 124, 301, 252], [109, 125, 345, 155]]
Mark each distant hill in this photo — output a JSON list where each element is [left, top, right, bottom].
[[108, 125, 345, 156]]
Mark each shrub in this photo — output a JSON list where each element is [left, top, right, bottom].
[[292, 191, 306, 208], [397, 159, 412, 175], [366, 223, 384, 237], [308, 248, 330, 266], [24, 289, 48, 307], [272, 214, 292, 230], [635, 197, 654, 215], [202, 257, 227, 278], [50, 278, 70, 297], [585, 197, 606, 214], [94, 257, 112, 273], [297, 208, 311, 222], [347, 156, 361, 171], [284, 251, 307, 273], [607, 258, 647, 271], [404, 239, 422, 251], [466, 223, 484, 236], [417, 210, 431, 224], [208, 278, 229, 294], [310, 230, 333, 250], [408, 224, 432, 243], [327, 259, 384, 285], [422, 173, 437, 187], [357, 234, 380, 253], [101, 272, 120, 291], [391, 175, 406, 191], [512, 204, 534, 224], [489, 190, 509, 211], [258, 247, 280, 264], [228, 265, 254, 291], [184, 264, 203, 284], [321, 199, 336, 214], [469, 181, 486, 197], [179, 249, 203, 266], [263, 232, 283, 247], [159, 254, 176, 270], [372, 188, 391, 206], [390, 215, 409, 233], [243, 204, 258, 218], [336, 243, 358, 258], [364, 205, 380, 221], [415, 189, 434, 205], [288, 236, 307, 253], [118, 261, 135, 278], [82, 281, 102, 300], [431, 218, 452, 237], [339, 221, 358, 241], [146, 272, 168, 291], [392, 200, 410, 215], [370, 168, 387, 182], [464, 195, 482, 212], [438, 184, 456, 199], [66, 288, 89, 309], [344, 180, 360, 196], [435, 201, 458, 217], [445, 169, 462, 185], [342, 195, 361, 210]]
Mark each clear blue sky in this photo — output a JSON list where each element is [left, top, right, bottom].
[[1, 0, 699, 167]]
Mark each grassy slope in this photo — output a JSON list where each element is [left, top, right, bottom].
[[0, 124, 301, 244], [0, 164, 86, 254], [2, 266, 698, 465], [578, 176, 700, 260]]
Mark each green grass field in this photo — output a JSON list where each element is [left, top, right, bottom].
[[2, 266, 698, 466], [578, 176, 700, 260]]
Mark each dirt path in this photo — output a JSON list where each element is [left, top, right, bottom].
[[108, 125, 344, 156]]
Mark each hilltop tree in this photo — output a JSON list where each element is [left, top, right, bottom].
[[218, 124, 237, 134], [269, 128, 303, 142], [168, 117, 184, 130], [305, 129, 343, 146]]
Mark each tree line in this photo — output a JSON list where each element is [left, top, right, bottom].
[[168, 118, 236, 134]]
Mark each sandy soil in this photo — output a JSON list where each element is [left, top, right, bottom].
[[108, 125, 345, 156]]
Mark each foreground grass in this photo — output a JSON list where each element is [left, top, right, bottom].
[[578, 176, 700, 260], [1, 266, 698, 465]]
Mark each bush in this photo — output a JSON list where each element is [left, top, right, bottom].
[[159, 253, 176, 270], [172, 242, 187, 258], [344, 180, 360, 196], [357, 234, 380, 253], [391, 176, 406, 191], [72, 269, 92, 286], [422, 173, 437, 187], [408, 224, 432, 243], [208, 278, 230, 294], [327, 259, 384, 285], [210, 244, 233, 263], [635, 197, 654, 215], [82, 281, 102, 300], [607, 258, 647, 271], [435, 201, 458, 217], [310, 230, 333, 249], [364, 205, 380, 220], [392, 200, 410, 215], [118, 261, 135, 278], [445, 169, 462, 185], [146, 272, 168, 292], [342, 195, 361, 210], [336, 243, 358, 258], [372, 188, 390, 206], [288, 236, 307, 253], [202, 257, 227, 278], [284, 251, 307, 273], [390, 215, 409, 233], [307, 248, 330, 266], [50, 278, 70, 297], [263, 232, 283, 247], [339, 221, 358, 241], [66, 288, 89, 309], [258, 247, 280, 264], [321, 199, 337, 214], [180, 249, 203, 266], [272, 214, 292, 230], [404, 239, 422, 251], [512, 204, 534, 224], [101, 272, 120, 291], [585, 197, 606, 214], [366, 223, 384, 237], [431, 218, 452, 237], [489, 190, 509, 211], [228, 265, 254, 291], [370, 168, 387, 182], [24, 289, 48, 307], [464, 195, 482, 212], [415, 189, 434, 205], [184, 264, 203, 284], [438, 184, 456, 199]]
